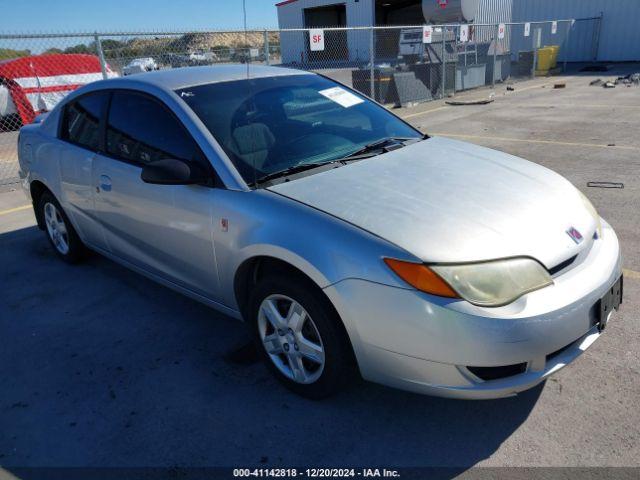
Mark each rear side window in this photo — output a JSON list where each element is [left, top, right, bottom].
[[61, 91, 109, 151], [106, 91, 199, 164]]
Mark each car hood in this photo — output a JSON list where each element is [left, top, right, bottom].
[[268, 136, 596, 268]]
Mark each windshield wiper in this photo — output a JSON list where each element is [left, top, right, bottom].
[[339, 136, 421, 160], [253, 156, 370, 185], [253, 160, 343, 185], [252, 136, 426, 186]]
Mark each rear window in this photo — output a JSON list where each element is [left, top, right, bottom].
[[61, 91, 109, 151]]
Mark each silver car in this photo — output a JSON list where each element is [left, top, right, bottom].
[[17, 65, 623, 399]]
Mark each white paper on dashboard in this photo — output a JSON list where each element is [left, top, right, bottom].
[[318, 87, 364, 108]]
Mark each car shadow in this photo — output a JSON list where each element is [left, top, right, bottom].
[[1, 225, 542, 476]]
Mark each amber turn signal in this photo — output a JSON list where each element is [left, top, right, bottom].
[[384, 258, 459, 298]]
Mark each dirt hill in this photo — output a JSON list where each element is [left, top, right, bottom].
[[122, 31, 280, 55]]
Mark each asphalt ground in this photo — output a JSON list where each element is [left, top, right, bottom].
[[0, 65, 638, 476]]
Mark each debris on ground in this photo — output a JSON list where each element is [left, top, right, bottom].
[[589, 78, 603, 86], [445, 98, 494, 106], [614, 73, 640, 86], [506, 85, 515, 91], [587, 181, 624, 189], [603, 81, 616, 88], [554, 83, 566, 89]]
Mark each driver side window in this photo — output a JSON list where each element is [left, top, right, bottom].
[[106, 91, 201, 165]]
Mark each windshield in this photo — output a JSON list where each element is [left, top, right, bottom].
[[176, 74, 423, 185]]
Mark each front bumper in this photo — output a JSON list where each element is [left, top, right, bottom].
[[324, 222, 622, 399]]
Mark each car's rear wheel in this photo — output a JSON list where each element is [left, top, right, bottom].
[[38, 192, 85, 263], [249, 274, 353, 399]]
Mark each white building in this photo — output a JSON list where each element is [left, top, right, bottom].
[[276, 0, 640, 64]]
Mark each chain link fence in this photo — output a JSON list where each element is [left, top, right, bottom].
[[0, 17, 601, 186]]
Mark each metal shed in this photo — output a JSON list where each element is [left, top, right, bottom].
[[511, 0, 640, 62], [276, 0, 514, 64], [277, 0, 640, 63]]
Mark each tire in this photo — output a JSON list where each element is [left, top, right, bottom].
[[249, 273, 354, 399], [38, 191, 85, 264]]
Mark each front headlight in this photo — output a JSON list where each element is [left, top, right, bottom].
[[430, 257, 553, 307], [578, 190, 602, 238], [384, 257, 553, 307]]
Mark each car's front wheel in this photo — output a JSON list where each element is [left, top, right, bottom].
[[250, 274, 353, 399], [38, 191, 85, 263]]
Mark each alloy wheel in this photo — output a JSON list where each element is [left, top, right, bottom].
[[43, 202, 70, 255], [258, 294, 325, 384]]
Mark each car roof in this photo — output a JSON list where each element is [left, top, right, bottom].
[[109, 64, 313, 90]]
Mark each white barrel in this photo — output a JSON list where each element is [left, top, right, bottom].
[[421, 0, 479, 24], [0, 84, 18, 117]]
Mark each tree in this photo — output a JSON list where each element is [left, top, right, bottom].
[[64, 44, 92, 54], [0, 48, 31, 60]]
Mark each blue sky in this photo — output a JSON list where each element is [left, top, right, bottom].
[[2, 0, 280, 32]]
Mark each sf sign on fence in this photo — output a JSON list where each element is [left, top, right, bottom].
[[459, 24, 469, 43], [498, 23, 506, 40], [422, 26, 433, 44], [309, 29, 325, 51]]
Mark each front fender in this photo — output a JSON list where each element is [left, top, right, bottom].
[[236, 243, 332, 289], [212, 189, 416, 310]]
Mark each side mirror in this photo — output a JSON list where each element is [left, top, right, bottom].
[[140, 158, 208, 185]]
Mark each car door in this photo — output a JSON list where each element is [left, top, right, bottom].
[[92, 89, 221, 300], [57, 90, 110, 250]]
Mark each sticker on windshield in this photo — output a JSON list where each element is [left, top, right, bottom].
[[318, 87, 364, 108]]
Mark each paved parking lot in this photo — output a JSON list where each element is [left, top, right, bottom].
[[0, 66, 639, 474]]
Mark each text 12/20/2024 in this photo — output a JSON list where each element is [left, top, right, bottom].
[[233, 468, 400, 478]]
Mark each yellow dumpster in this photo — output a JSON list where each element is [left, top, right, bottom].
[[546, 45, 560, 68], [535, 47, 553, 76]]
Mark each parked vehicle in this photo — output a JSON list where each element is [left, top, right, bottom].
[[188, 51, 207, 62], [188, 51, 217, 66], [122, 57, 158, 76], [17, 65, 623, 399], [164, 53, 192, 69]]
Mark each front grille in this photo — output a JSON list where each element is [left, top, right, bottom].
[[467, 363, 527, 381], [548, 255, 578, 276]]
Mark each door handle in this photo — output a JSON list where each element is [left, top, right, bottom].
[[99, 175, 112, 192]]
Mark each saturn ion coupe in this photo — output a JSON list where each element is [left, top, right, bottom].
[[17, 65, 623, 399]]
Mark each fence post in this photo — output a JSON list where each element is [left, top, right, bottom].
[[492, 23, 498, 89], [532, 27, 541, 79], [563, 21, 572, 72], [369, 27, 375, 101], [263, 29, 270, 65], [592, 12, 603, 61], [441, 27, 446, 99], [453, 25, 457, 95], [94, 33, 108, 79]]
